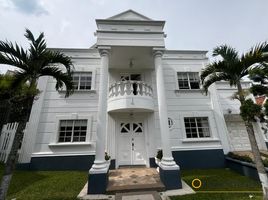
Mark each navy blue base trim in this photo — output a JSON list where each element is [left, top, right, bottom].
[[266, 142, 268, 149], [159, 167, 182, 190], [149, 157, 157, 168], [30, 155, 95, 170], [172, 149, 225, 169], [109, 159, 116, 170], [88, 172, 108, 194], [16, 163, 31, 170], [226, 157, 266, 181]]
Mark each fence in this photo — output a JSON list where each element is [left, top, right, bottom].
[[0, 123, 18, 163]]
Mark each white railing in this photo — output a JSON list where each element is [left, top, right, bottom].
[[109, 81, 153, 98], [0, 123, 18, 163]]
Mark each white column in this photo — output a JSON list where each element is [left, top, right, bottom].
[[90, 47, 110, 173], [153, 49, 179, 170]]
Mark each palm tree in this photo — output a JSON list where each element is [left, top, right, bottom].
[[201, 43, 268, 200], [0, 29, 74, 200]]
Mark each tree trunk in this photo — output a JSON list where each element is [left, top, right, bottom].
[[0, 95, 34, 200], [237, 80, 268, 199], [0, 122, 26, 200], [245, 121, 268, 200], [237, 80, 245, 103]]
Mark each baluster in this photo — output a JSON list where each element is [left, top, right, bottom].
[[149, 86, 153, 96], [109, 85, 112, 98], [111, 84, 115, 97], [123, 81, 128, 96], [144, 83, 148, 96], [129, 81, 133, 95], [112, 84, 116, 97], [116, 82, 120, 96], [136, 81, 141, 96]]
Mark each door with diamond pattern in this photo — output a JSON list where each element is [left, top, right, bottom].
[[118, 122, 146, 166]]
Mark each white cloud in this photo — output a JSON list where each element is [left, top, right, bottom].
[[7, 0, 48, 16]]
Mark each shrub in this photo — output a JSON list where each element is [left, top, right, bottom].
[[263, 158, 268, 167], [227, 152, 253, 163], [105, 152, 110, 161], [156, 149, 163, 160]]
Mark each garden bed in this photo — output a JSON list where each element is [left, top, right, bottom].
[[225, 154, 268, 181]]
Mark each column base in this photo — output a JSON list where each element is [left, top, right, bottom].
[[88, 166, 109, 194], [159, 164, 182, 190]]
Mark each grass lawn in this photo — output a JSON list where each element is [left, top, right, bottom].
[[0, 165, 87, 200], [171, 168, 262, 200], [0, 166, 263, 200]]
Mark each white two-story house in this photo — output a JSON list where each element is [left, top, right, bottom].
[[13, 9, 267, 192]]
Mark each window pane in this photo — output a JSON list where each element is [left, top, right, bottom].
[[58, 119, 87, 143], [178, 72, 200, 90], [72, 72, 92, 90], [177, 72, 189, 89], [130, 74, 141, 81], [184, 117, 210, 138], [189, 72, 200, 89]]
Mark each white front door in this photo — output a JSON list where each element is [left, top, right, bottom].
[[118, 122, 146, 166]]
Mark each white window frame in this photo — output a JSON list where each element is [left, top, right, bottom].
[[183, 117, 211, 139], [176, 72, 200, 90], [179, 112, 220, 142], [58, 119, 88, 143], [72, 71, 95, 91], [49, 114, 93, 146]]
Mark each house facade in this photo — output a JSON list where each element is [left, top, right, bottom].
[[12, 10, 268, 191]]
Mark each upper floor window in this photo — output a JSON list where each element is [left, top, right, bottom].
[[73, 72, 92, 90], [184, 117, 210, 138], [58, 119, 87, 142], [177, 72, 200, 90]]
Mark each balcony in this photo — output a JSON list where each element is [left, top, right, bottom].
[[107, 81, 154, 112]]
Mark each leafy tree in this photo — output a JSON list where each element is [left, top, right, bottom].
[[0, 29, 74, 200], [0, 74, 38, 131], [201, 43, 268, 200]]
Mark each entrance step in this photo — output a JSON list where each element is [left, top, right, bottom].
[[115, 191, 162, 200], [107, 167, 165, 194]]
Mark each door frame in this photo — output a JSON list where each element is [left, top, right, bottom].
[[115, 116, 149, 168]]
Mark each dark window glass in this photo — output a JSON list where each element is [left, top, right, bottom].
[[184, 117, 210, 138]]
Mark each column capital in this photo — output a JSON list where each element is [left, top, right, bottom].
[[98, 46, 111, 57], [153, 48, 165, 57]]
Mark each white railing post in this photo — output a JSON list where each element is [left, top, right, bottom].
[[108, 81, 153, 98]]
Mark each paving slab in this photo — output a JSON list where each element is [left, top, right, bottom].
[[115, 191, 161, 200]]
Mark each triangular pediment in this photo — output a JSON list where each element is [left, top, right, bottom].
[[108, 9, 152, 21]]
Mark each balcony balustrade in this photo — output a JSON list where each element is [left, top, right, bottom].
[[107, 81, 154, 112]]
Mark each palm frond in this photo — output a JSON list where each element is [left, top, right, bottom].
[[213, 45, 239, 62], [0, 54, 28, 71], [41, 51, 73, 74], [202, 72, 229, 93], [241, 42, 268, 68], [40, 66, 74, 97], [0, 41, 29, 65], [200, 61, 226, 83], [25, 29, 47, 58]]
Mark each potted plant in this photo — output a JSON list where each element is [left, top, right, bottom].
[[105, 152, 111, 166], [155, 149, 163, 165]]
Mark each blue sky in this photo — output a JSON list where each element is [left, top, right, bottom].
[[0, 0, 268, 73]]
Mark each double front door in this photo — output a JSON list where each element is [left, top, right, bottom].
[[117, 122, 146, 166]]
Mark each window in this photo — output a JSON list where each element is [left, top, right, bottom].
[[58, 120, 87, 142], [177, 72, 200, 89], [184, 117, 210, 138], [168, 117, 174, 129], [72, 72, 92, 90]]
